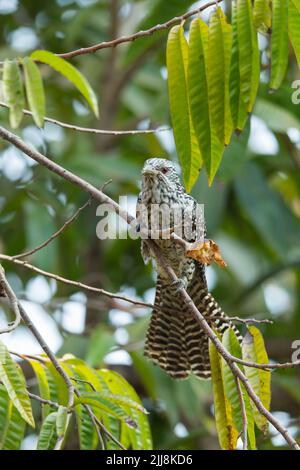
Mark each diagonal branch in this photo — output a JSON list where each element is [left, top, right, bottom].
[[0, 124, 299, 449], [57, 0, 223, 59], [0, 268, 75, 450]]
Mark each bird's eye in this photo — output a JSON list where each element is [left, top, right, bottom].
[[161, 167, 169, 174]]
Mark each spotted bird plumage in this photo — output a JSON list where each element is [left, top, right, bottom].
[[137, 158, 240, 379]]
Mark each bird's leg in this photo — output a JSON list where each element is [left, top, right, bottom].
[[170, 260, 195, 294], [170, 276, 188, 293]]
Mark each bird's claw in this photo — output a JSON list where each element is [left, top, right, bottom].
[[171, 278, 188, 293]]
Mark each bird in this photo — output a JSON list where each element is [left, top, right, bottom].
[[137, 157, 239, 380]]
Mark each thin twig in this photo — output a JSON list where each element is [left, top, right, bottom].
[[57, 0, 223, 59], [13, 181, 111, 260], [83, 402, 106, 450], [28, 391, 60, 409], [73, 388, 125, 450], [213, 315, 273, 325], [70, 377, 96, 392], [0, 254, 151, 309], [0, 270, 75, 450], [17, 301, 75, 450], [91, 412, 126, 450], [0, 265, 21, 333], [13, 199, 92, 260], [0, 101, 169, 136]]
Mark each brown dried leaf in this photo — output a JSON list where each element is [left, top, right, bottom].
[[186, 239, 227, 268]]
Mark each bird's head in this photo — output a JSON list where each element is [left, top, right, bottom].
[[141, 158, 183, 192]]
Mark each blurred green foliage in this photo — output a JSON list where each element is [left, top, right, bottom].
[[0, 0, 300, 449]]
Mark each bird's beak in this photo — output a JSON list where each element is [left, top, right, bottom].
[[142, 166, 158, 177]]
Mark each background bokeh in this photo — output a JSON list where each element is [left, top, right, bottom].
[[0, 0, 300, 449]]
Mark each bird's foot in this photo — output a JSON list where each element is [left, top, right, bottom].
[[170, 278, 188, 293]]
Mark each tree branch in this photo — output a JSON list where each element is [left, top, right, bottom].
[[0, 101, 169, 136], [0, 254, 151, 309], [57, 0, 223, 59], [0, 271, 75, 450]]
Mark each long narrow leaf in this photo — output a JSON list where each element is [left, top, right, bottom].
[[22, 57, 45, 128], [253, 0, 272, 31], [0, 386, 26, 450], [167, 24, 202, 192], [29, 359, 51, 419], [242, 326, 271, 433], [56, 406, 68, 438], [221, 329, 256, 450], [270, 0, 289, 90], [75, 394, 137, 429], [237, 0, 260, 114], [208, 8, 233, 146], [61, 357, 116, 450], [2, 59, 24, 128], [30, 50, 99, 117], [98, 370, 152, 450], [209, 339, 238, 450], [37, 412, 58, 450], [0, 340, 34, 427], [230, 1, 247, 130], [288, 0, 300, 67], [188, 18, 223, 185]]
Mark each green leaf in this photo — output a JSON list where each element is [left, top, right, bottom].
[[22, 56, 45, 128], [0, 386, 26, 450], [0, 340, 34, 427], [92, 391, 147, 415], [208, 8, 233, 147], [30, 50, 99, 118], [291, 0, 300, 13], [188, 19, 211, 176], [75, 393, 137, 429], [242, 326, 271, 433], [2, 59, 24, 128], [167, 24, 202, 192], [29, 359, 51, 419], [230, 1, 247, 130], [230, 0, 260, 131], [60, 358, 117, 450], [253, 0, 272, 31], [237, 0, 260, 114], [209, 338, 239, 450], [37, 412, 58, 450], [56, 406, 68, 438], [44, 361, 69, 406], [288, 0, 300, 67], [221, 329, 256, 450], [270, 0, 289, 90], [98, 370, 152, 450]]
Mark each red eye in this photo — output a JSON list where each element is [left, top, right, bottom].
[[161, 167, 169, 174]]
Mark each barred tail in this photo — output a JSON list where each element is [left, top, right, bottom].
[[144, 274, 241, 380]]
